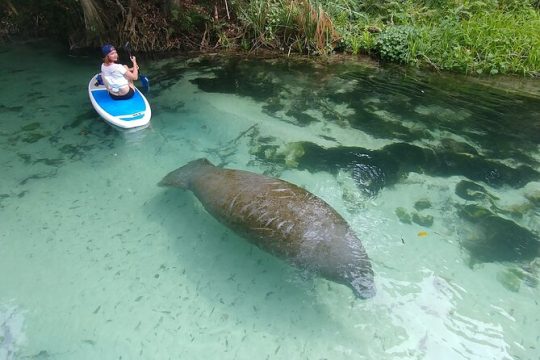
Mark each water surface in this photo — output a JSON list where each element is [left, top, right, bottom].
[[1, 41, 539, 360]]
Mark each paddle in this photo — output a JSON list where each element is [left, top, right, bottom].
[[124, 42, 150, 93]]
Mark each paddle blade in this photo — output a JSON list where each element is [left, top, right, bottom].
[[140, 75, 150, 93]]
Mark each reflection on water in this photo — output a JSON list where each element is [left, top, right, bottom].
[[0, 41, 539, 359]]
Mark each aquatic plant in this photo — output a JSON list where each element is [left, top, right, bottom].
[[455, 180, 493, 201], [395, 207, 412, 224], [412, 212, 434, 227], [253, 141, 540, 195], [414, 199, 431, 211], [457, 204, 539, 263]]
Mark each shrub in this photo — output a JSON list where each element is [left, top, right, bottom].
[[375, 25, 416, 63]]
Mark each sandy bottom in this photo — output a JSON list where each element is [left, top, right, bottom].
[[0, 43, 539, 360]]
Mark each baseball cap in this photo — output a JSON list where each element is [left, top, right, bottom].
[[101, 44, 115, 57]]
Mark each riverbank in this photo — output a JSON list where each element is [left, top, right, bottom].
[[326, 0, 540, 76], [1, 0, 539, 77]]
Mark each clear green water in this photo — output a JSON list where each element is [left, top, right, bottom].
[[1, 41, 539, 360]]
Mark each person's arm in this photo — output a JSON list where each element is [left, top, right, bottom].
[[123, 56, 139, 81]]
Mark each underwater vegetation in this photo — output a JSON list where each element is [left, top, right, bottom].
[[190, 58, 540, 169], [395, 207, 434, 227], [256, 141, 539, 195], [455, 180, 496, 201], [457, 204, 539, 263], [497, 264, 539, 292], [191, 66, 276, 102], [252, 140, 540, 264]]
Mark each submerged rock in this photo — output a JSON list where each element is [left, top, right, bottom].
[[412, 212, 434, 227], [395, 207, 412, 224], [414, 199, 432, 211], [457, 204, 539, 263], [455, 180, 495, 201]]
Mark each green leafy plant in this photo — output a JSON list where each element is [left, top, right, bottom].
[[375, 25, 416, 63]]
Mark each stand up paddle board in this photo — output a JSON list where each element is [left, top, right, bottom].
[[88, 74, 151, 129]]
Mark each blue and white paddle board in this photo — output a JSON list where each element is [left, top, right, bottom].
[[88, 74, 151, 129]]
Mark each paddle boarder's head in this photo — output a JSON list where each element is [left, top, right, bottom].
[[101, 44, 117, 64]]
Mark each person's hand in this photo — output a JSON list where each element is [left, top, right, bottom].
[[130, 55, 137, 64]]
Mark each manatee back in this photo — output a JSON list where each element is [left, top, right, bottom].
[[189, 167, 351, 259], [161, 160, 375, 298]]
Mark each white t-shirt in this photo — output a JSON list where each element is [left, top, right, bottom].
[[101, 63, 128, 93]]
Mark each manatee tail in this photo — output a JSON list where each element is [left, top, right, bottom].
[[158, 158, 214, 189]]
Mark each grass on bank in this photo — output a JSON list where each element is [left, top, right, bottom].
[[413, 10, 540, 75], [233, 0, 540, 76], [330, 0, 540, 76], [235, 0, 339, 54], [1, 0, 539, 76]]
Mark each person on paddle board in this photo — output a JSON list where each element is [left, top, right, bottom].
[[100, 44, 138, 100]]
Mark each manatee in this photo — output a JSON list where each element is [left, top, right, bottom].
[[159, 158, 375, 299]]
